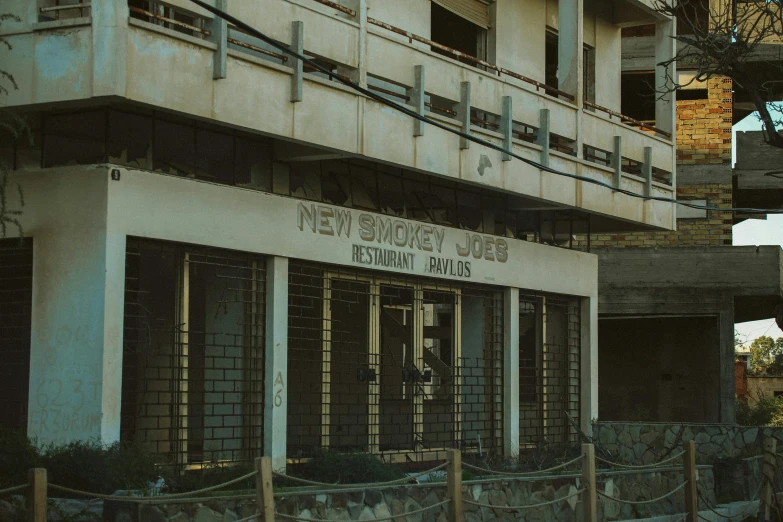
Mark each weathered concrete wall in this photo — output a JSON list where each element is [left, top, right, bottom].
[[747, 376, 783, 400]]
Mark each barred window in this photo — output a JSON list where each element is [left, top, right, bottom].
[[121, 239, 266, 466]]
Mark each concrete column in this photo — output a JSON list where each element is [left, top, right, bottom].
[[357, 0, 368, 88], [503, 288, 519, 458], [290, 21, 304, 103], [27, 169, 125, 445], [210, 0, 228, 79], [264, 256, 289, 471], [719, 301, 736, 423], [580, 296, 598, 437], [412, 65, 425, 137], [91, 0, 128, 98], [558, 0, 584, 105], [655, 17, 676, 137]]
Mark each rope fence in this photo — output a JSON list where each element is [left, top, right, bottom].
[[597, 482, 686, 505], [275, 499, 451, 522], [0, 484, 28, 496], [596, 450, 686, 470], [462, 454, 584, 477], [271, 461, 449, 489], [463, 488, 585, 510], [17, 438, 779, 522]]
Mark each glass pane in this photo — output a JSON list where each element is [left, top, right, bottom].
[[379, 285, 414, 451], [235, 136, 272, 191], [422, 290, 455, 448], [378, 173, 406, 217], [107, 110, 153, 169], [195, 128, 234, 184], [154, 119, 196, 176], [457, 191, 483, 232], [289, 164, 321, 201], [44, 111, 105, 167], [349, 164, 379, 211]]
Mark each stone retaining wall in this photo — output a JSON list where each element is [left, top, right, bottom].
[[100, 468, 714, 522], [593, 422, 783, 465]]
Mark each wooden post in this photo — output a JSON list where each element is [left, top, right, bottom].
[[28, 468, 46, 522], [759, 437, 777, 522], [582, 444, 597, 522], [447, 449, 462, 522], [683, 440, 698, 522], [255, 457, 275, 522]]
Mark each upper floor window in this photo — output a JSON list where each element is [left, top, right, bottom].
[[431, 1, 489, 64]]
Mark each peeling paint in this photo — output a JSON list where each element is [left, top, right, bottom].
[[477, 154, 492, 176], [35, 33, 84, 81]]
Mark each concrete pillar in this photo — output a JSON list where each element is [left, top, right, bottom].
[[719, 301, 736, 423], [655, 17, 676, 136], [210, 0, 228, 79], [558, 0, 584, 105], [580, 296, 598, 437], [91, 0, 128, 98], [503, 288, 519, 457], [27, 170, 125, 445], [264, 256, 289, 471]]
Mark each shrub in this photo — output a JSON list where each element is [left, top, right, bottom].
[[292, 450, 406, 485], [736, 393, 783, 427]]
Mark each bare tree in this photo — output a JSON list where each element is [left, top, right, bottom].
[[0, 13, 26, 238], [653, 0, 783, 148]]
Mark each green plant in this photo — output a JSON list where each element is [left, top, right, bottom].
[[736, 393, 783, 426], [290, 450, 406, 485]]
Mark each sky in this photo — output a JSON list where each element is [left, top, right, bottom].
[[732, 111, 783, 347]]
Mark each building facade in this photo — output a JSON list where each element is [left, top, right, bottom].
[[0, 0, 676, 469], [593, 17, 783, 424]]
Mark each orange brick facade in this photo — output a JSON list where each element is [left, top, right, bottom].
[[586, 76, 734, 249], [676, 77, 733, 165]]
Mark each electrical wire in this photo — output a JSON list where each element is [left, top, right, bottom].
[[187, 0, 783, 215]]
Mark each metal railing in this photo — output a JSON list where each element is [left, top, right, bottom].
[[39, 2, 91, 20], [584, 100, 672, 139]]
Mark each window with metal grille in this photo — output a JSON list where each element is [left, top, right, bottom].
[[121, 239, 266, 467], [519, 293, 581, 446], [0, 239, 33, 432], [286, 261, 504, 462]]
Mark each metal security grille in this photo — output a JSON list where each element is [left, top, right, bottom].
[[122, 239, 266, 466], [287, 261, 504, 462], [0, 239, 33, 432], [519, 293, 581, 446]]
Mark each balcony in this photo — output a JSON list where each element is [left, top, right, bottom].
[[1, 0, 677, 231]]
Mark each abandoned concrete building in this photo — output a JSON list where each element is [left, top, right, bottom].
[[0, 0, 679, 469], [592, 10, 783, 424]]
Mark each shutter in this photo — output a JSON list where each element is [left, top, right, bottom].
[[432, 0, 490, 29]]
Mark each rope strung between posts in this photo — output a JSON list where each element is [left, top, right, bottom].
[[48, 470, 259, 502], [234, 513, 260, 522], [461, 454, 584, 477], [695, 478, 764, 522], [271, 461, 448, 489], [595, 451, 686, 470], [275, 499, 451, 522], [463, 488, 584, 510], [0, 484, 28, 496], [597, 482, 686, 505]]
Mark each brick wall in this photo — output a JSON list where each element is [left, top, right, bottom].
[[583, 75, 734, 249], [677, 77, 733, 165]]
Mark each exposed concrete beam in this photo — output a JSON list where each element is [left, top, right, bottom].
[[273, 141, 349, 162]]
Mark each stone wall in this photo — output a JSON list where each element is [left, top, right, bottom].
[[594, 421, 783, 465], [100, 468, 714, 522]]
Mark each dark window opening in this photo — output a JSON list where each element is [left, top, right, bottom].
[[621, 72, 656, 122], [677, 89, 708, 100], [545, 31, 559, 90], [0, 239, 33, 433], [583, 45, 596, 105], [43, 111, 106, 167], [431, 3, 487, 64]]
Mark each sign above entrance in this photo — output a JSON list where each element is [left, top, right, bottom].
[[297, 202, 508, 280]]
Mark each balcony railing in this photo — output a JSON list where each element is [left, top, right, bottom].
[[39, 1, 91, 21]]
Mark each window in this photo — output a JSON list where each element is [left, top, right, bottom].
[[583, 45, 596, 105], [621, 72, 656, 122], [43, 111, 105, 167], [0, 239, 32, 432], [431, 2, 488, 64], [122, 240, 266, 465], [545, 31, 559, 90]]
